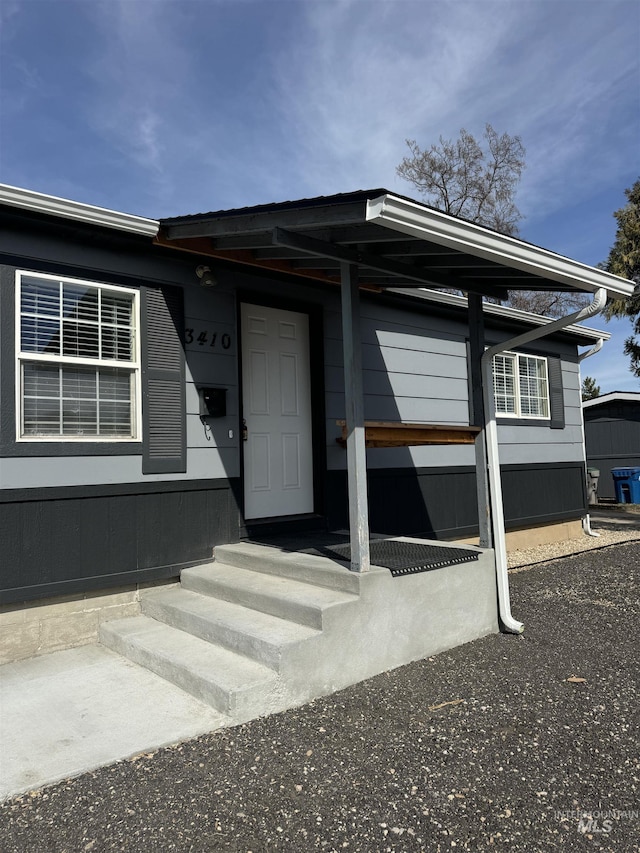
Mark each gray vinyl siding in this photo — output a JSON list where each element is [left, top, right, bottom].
[[325, 296, 585, 470], [183, 286, 240, 479], [1, 221, 588, 491], [1, 220, 594, 601], [324, 297, 472, 471], [0, 284, 241, 489], [0, 449, 239, 488], [0, 217, 196, 286], [0, 252, 242, 489], [496, 360, 584, 465]]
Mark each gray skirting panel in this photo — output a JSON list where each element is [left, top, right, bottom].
[[0, 479, 242, 605], [1, 462, 586, 604]]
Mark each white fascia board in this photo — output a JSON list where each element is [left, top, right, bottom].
[[583, 391, 640, 408], [0, 184, 159, 237], [389, 287, 610, 342], [366, 194, 634, 301]]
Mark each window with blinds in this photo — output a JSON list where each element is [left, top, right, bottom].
[[492, 351, 550, 419], [17, 272, 140, 439]]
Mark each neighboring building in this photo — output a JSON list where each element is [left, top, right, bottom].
[[583, 392, 640, 499], [0, 185, 632, 684]]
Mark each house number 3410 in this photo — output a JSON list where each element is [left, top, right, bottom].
[[185, 328, 232, 349]]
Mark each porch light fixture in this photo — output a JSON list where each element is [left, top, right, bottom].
[[196, 265, 217, 287]]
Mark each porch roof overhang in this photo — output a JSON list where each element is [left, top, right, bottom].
[[158, 189, 634, 302], [160, 187, 633, 605]]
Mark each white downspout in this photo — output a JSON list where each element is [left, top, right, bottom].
[[579, 337, 604, 362], [481, 288, 608, 634], [579, 337, 605, 537]]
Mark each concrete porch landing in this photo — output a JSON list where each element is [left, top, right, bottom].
[[101, 537, 497, 723], [1, 536, 497, 800]]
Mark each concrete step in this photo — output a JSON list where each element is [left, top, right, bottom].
[[141, 586, 320, 671], [181, 563, 358, 629], [100, 616, 278, 721], [214, 542, 363, 593]]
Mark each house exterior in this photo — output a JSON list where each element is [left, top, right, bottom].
[[583, 392, 640, 499], [0, 184, 632, 666]]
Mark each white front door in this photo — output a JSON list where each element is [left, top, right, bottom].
[[241, 303, 314, 519]]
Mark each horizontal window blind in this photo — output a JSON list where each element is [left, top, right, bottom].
[[17, 273, 139, 440]]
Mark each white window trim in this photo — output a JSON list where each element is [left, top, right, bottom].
[[493, 350, 550, 420], [15, 270, 142, 442]]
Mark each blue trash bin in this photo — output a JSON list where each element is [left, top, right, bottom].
[[611, 467, 640, 504]]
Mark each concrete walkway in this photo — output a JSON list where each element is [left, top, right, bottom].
[[0, 644, 227, 800]]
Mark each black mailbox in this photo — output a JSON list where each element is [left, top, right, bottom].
[[198, 387, 227, 418]]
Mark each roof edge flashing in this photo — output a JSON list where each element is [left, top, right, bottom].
[[583, 391, 640, 408], [367, 194, 634, 300], [0, 184, 159, 237]]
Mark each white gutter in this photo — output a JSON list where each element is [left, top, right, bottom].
[[389, 287, 610, 343], [367, 194, 635, 301], [481, 288, 608, 633], [578, 337, 604, 361], [0, 183, 159, 237]]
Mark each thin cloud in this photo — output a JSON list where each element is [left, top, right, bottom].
[[267, 0, 523, 196], [2, 0, 637, 229], [262, 0, 638, 218], [80, 0, 190, 181], [0, 0, 20, 26], [52, 0, 638, 223]]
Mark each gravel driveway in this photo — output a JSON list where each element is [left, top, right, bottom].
[[1, 541, 638, 852]]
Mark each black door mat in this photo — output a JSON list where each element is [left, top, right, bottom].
[[316, 540, 479, 576], [248, 534, 479, 577]]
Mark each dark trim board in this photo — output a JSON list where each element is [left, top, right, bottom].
[[0, 477, 237, 504], [326, 461, 587, 540], [0, 479, 242, 604]]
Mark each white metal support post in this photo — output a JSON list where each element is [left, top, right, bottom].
[[340, 262, 370, 572]]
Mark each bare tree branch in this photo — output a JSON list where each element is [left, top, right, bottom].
[[396, 124, 590, 317]]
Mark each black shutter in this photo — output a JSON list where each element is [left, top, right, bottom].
[[141, 285, 187, 473], [548, 356, 565, 430]]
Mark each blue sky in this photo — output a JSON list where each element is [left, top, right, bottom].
[[1, 0, 638, 392]]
